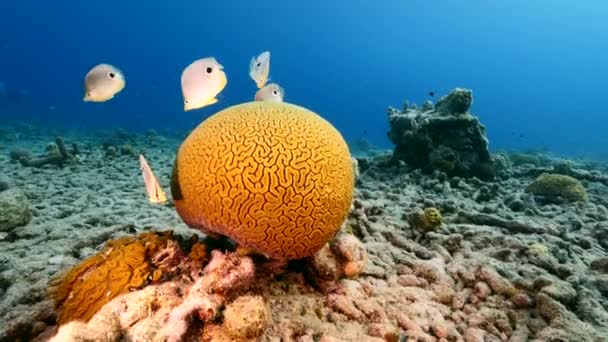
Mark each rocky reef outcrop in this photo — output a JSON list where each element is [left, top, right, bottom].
[[388, 88, 496, 180]]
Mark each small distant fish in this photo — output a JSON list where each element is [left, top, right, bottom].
[[249, 51, 270, 89], [83, 64, 125, 102], [139, 154, 167, 204], [181, 57, 227, 111], [48, 106, 56, 111], [254, 83, 284, 102], [428, 91, 435, 97]]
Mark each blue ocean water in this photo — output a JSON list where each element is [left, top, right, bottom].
[[0, 1, 607, 157]]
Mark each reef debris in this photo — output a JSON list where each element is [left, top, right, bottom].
[[11, 137, 78, 168]]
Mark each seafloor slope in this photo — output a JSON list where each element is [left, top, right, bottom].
[[0, 116, 607, 341]]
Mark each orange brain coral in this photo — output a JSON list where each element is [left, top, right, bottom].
[[171, 102, 354, 260], [49, 231, 172, 324]]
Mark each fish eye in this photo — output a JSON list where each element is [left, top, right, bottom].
[[108, 72, 115, 79], [256, 62, 261, 67], [273, 90, 278, 95], [205, 67, 213, 74]]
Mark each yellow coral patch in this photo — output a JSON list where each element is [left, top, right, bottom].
[[423, 207, 443, 230], [49, 231, 172, 324], [172, 102, 354, 260], [409, 207, 443, 231], [526, 173, 587, 203]]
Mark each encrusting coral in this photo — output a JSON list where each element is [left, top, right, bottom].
[[526, 172, 587, 203], [48, 231, 175, 324], [171, 101, 355, 260]]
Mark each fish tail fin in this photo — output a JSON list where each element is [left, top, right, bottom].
[[249, 57, 257, 78]]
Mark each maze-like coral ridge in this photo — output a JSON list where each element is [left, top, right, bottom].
[[173, 102, 354, 260], [50, 231, 172, 324]]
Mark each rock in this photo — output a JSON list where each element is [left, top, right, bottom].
[[590, 257, 608, 274], [492, 153, 512, 178], [536, 277, 577, 305], [593, 222, 608, 249], [0, 188, 32, 232], [0, 177, 9, 192], [222, 295, 270, 339], [434, 88, 472, 115], [387, 88, 495, 180]]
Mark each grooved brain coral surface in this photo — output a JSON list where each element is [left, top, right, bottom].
[[172, 102, 354, 260], [50, 231, 171, 324]]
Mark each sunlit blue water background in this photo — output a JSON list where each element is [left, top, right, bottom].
[[1, 1, 606, 158]]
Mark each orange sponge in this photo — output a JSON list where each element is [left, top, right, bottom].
[[172, 102, 354, 260]]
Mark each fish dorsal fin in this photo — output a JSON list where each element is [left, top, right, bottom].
[[139, 154, 168, 204]]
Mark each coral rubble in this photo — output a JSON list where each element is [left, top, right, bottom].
[[12, 137, 78, 168]]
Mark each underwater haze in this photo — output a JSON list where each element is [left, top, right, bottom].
[[1, 1, 608, 155]]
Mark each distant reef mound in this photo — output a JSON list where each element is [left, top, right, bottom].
[[387, 88, 496, 180]]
